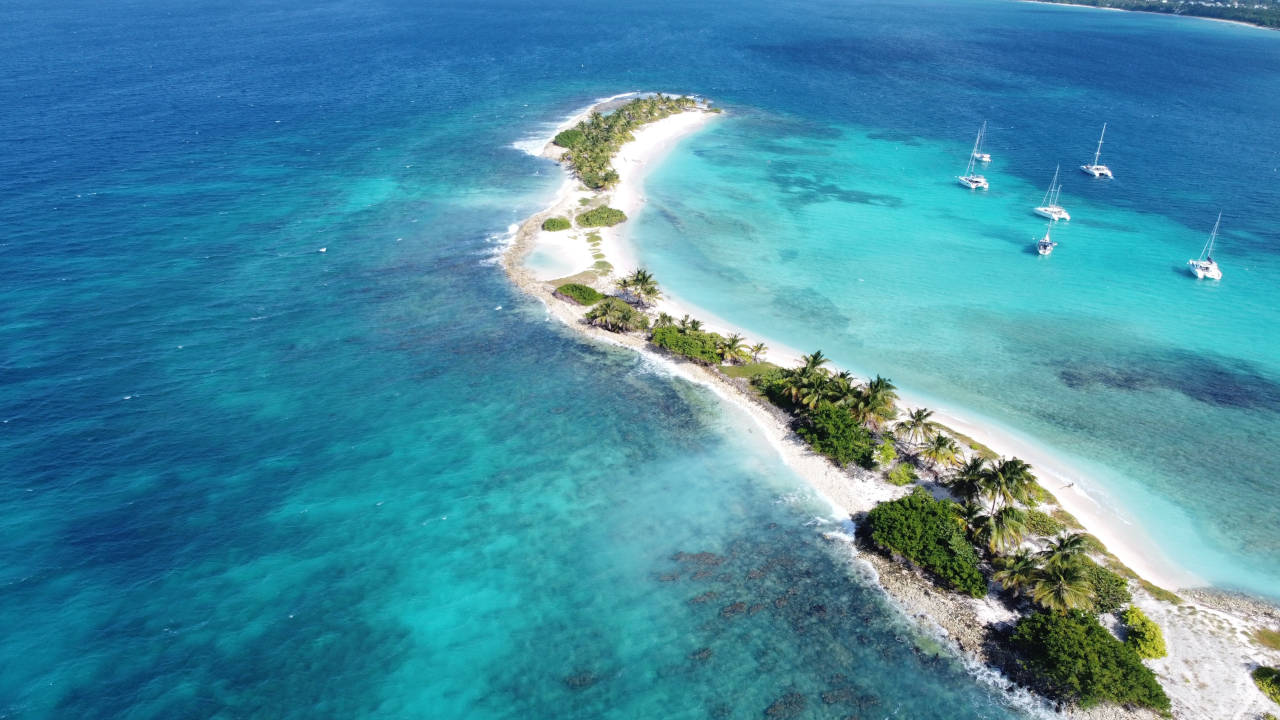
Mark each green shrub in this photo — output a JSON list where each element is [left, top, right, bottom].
[[751, 368, 799, 411], [866, 488, 987, 597], [1254, 666, 1280, 705], [650, 325, 723, 365], [541, 216, 571, 232], [874, 439, 897, 468], [553, 128, 585, 149], [887, 463, 917, 487], [1120, 606, 1167, 659], [796, 402, 875, 469], [1025, 509, 1065, 537], [555, 283, 604, 306], [577, 206, 628, 228], [1010, 610, 1170, 712], [1083, 559, 1132, 615]]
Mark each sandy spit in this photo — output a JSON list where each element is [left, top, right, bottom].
[[499, 97, 1280, 720]]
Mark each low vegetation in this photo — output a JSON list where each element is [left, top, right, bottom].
[[1083, 559, 1131, 615], [720, 361, 780, 381], [552, 94, 700, 189], [1255, 628, 1280, 652], [651, 325, 723, 365], [866, 488, 987, 597], [577, 206, 628, 228], [1010, 610, 1170, 713], [886, 463, 917, 486], [1252, 666, 1280, 705], [555, 283, 604, 306], [541, 216, 571, 231], [1026, 508, 1065, 536], [1121, 606, 1167, 659], [796, 402, 876, 469]]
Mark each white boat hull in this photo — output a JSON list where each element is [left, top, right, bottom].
[[958, 175, 988, 190], [1080, 164, 1113, 179], [1034, 206, 1070, 221], [1189, 260, 1222, 280]]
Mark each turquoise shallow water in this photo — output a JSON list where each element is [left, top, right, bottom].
[[632, 7, 1280, 599], [0, 0, 1068, 716]]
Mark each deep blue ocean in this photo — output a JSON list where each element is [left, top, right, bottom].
[[1, 0, 1276, 717]]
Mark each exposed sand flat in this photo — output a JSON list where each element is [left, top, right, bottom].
[[501, 96, 1280, 720]]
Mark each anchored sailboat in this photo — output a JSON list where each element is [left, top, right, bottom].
[[1034, 165, 1070, 221], [958, 124, 990, 190], [1036, 220, 1058, 256], [1080, 123, 1113, 178], [1188, 213, 1223, 280]]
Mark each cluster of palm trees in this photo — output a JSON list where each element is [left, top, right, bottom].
[[893, 408, 962, 471], [939, 454, 1097, 613], [773, 350, 900, 428], [994, 533, 1094, 613], [946, 455, 1038, 553], [556, 94, 699, 189], [584, 297, 648, 332], [616, 269, 661, 307]]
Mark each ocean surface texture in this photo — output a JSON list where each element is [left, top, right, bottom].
[[1, 0, 1276, 717]]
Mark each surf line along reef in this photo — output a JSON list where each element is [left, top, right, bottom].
[[499, 92, 1280, 720]]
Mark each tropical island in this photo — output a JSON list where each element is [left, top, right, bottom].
[[501, 93, 1280, 719], [1026, 0, 1280, 29]]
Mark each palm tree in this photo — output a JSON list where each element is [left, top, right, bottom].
[[863, 375, 898, 429], [799, 350, 830, 376], [945, 457, 988, 504], [748, 342, 767, 363], [1038, 532, 1089, 570], [585, 299, 647, 333], [618, 268, 660, 307], [842, 390, 876, 426], [717, 333, 749, 365], [895, 408, 937, 445], [920, 435, 961, 470], [953, 501, 986, 543], [654, 312, 675, 329], [980, 457, 1036, 514], [994, 549, 1040, 597], [1031, 560, 1093, 613], [678, 315, 702, 332], [983, 506, 1029, 554]]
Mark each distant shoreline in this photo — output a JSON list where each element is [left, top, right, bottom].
[[500, 94, 1280, 719], [1016, 0, 1278, 31]]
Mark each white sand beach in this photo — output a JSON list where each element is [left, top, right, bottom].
[[502, 96, 1280, 720]]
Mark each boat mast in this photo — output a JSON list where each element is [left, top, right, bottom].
[[1092, 123, 1107, 167], [1206, 212, 1221, 260], [964, 127, 980, 176]]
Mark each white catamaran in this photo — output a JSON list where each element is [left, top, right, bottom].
[[1034, 165, 1070, 221], [1080, 123, 1113, 178], [1036, 219, 1058, 256], [958, 124, 990, 190], [1188, 213, 1224, 280]]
